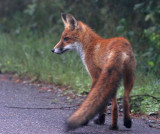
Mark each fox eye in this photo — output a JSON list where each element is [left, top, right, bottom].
[[64, 37, 70, 41]]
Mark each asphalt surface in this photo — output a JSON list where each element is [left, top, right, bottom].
[[0, 74, 159, 134]]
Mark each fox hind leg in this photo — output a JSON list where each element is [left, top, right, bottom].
[[94, 96, 119, 131], [94, 106, 107, 125], [109, 95, 119, 130], [123, 64, 135, 128]]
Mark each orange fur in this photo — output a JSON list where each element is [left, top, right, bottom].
[[52, 13, 136, 131]]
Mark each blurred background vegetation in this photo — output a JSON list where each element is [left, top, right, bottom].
[[0, 0, 159, 114]]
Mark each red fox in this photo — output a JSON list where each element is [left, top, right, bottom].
[[52, 13, 136, 131]]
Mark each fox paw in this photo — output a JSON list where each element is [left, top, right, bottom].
[[94, 117, 105, 125], [124, 118, 132, 128], [94, 114, 105, 125], [94, 118, 105, 125], [82, 120, 89, 126], [109, 124, 119, 130]]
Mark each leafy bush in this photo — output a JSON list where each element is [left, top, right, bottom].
[[0, 0, 160, 114], [133, 0, 160, 76], [0, 33, 159, 114], [0, 33, 90, 93]]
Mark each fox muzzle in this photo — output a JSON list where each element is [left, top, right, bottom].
[[51, 47, 69, 54], [51, 48, 55, 53]]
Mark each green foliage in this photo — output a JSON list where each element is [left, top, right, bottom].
[[0, 0, 160, 114], [0, 33, 159, 114], [0, 33, 90, 93], [133, 0, 160, 76], [130, 78, 160, 114], [142, 30, 160, 74], [117, 72, 160, 114]]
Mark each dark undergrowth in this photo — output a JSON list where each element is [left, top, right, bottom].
[[0, 33, 159, 114]]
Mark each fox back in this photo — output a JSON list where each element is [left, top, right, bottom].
[[52, 13, 136, 131]]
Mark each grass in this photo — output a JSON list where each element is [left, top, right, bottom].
[[0, 32, 159, 114], [0, 32, 91, 93], [118, 73, 160, 114]]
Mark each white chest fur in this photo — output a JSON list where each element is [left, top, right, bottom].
[[75, 42, 90, 76]]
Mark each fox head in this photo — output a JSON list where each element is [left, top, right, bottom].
[[52, 13, 81, 54]]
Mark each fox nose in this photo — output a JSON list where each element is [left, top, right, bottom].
[[51, 48, 55, 53]]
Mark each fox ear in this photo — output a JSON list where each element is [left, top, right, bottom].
[[61, 13, 78, 30], [66, 14, 78, 30], [61, 13, 67, 25]]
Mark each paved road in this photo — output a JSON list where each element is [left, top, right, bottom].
[[0, 74, 159, 134]]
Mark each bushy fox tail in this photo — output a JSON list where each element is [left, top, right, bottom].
[[65, 60, 122, 131]]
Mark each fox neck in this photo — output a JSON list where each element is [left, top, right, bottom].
[[74, 42, 90, 75], [75, 22, 102, 55], [74, 22, 102, 75], [78, 21, 102, 50]]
